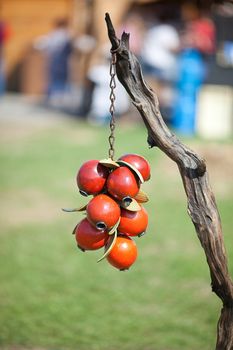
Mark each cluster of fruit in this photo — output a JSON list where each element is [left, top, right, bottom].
[[64, 154, 151, 271]]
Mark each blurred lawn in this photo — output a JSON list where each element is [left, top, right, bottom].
[[0, 113, 232, 350]]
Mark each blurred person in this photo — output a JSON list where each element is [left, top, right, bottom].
[[87, 46, 130, 125], [172, 1, 215, 135], [0, 20, 11, 95], [34, 18, 72, 108], [181, 2, 215, 55], [142, 16, 180, 82], [141, 13, 180, 123], [214, 2, 233, 69], [71, 33, 96, 116]]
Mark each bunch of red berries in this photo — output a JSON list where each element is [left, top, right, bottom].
[[64, 154, 151, 271]]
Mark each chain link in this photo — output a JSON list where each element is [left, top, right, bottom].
[[108, 53, 117, 160]]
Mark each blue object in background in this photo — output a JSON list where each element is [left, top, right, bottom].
[[172, 49, 206, 135], [0, 60, 5, 96], [47, 41, 72, 96], [223, 41, 233, 66]]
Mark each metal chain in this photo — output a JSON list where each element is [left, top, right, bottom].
[[108, 53, 117, 160]]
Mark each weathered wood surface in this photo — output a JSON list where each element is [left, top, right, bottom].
[[105, 13, 233, 349]]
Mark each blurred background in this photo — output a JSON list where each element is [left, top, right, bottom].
[[0, 0, 233, 349], [1, 0, 233, 135]]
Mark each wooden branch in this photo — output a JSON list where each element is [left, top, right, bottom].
[[105, 13, 233, 349]]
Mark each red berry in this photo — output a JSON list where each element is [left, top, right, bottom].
[[77, 160, 109, 196], [106, 235, 138, 270], [86, 194, 120, 230], [118, 154, 151, 181], [107, 166, 139, 201], [118, 205, 148, 237], [75, 218, 108, 251]]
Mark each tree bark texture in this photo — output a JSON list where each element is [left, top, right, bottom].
[[105, 13, 233, 349]]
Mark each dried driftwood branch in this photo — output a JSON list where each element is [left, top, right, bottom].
[[105, 13, 233, 349]]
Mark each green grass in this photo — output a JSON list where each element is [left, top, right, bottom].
[[0, 116, 232, 350]]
